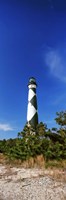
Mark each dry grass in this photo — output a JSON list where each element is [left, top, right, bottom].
[[0, 153, 7, 164], [0, 153, 66, 170], [51, 169, 66, 182], [45, 159, 66, 169], [0, 154, 45, 168], [21, 155, 45, 168]]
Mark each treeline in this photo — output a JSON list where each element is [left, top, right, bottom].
[[0, 111, 66, 162]]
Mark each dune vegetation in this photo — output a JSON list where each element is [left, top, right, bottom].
[[0, 111, 66, 168]]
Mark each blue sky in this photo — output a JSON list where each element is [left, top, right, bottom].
[[0, 0, 66, 139]]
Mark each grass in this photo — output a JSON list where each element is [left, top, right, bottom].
[[0, 153, 66, 170], [45, 159, 66, 169]]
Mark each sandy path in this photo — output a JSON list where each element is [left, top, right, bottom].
[[0, 164, 66, 200]]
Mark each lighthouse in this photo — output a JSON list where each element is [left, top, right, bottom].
[[27, 77, 38, 128]]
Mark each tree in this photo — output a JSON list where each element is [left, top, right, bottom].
[[55, 111, 66, 138], [51, 127, 57, 133], [55, 111, 66, 128], [36, 122, 47, 137], [18, 123, 36, 138]]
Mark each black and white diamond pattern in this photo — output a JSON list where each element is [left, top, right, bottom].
[[27, 84, 38, 128]]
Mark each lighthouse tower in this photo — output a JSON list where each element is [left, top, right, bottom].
[[27, 77, 38, 128]]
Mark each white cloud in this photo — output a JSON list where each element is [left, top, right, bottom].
[[0, 123, 13, 131], [45, 47, 66, 82]]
